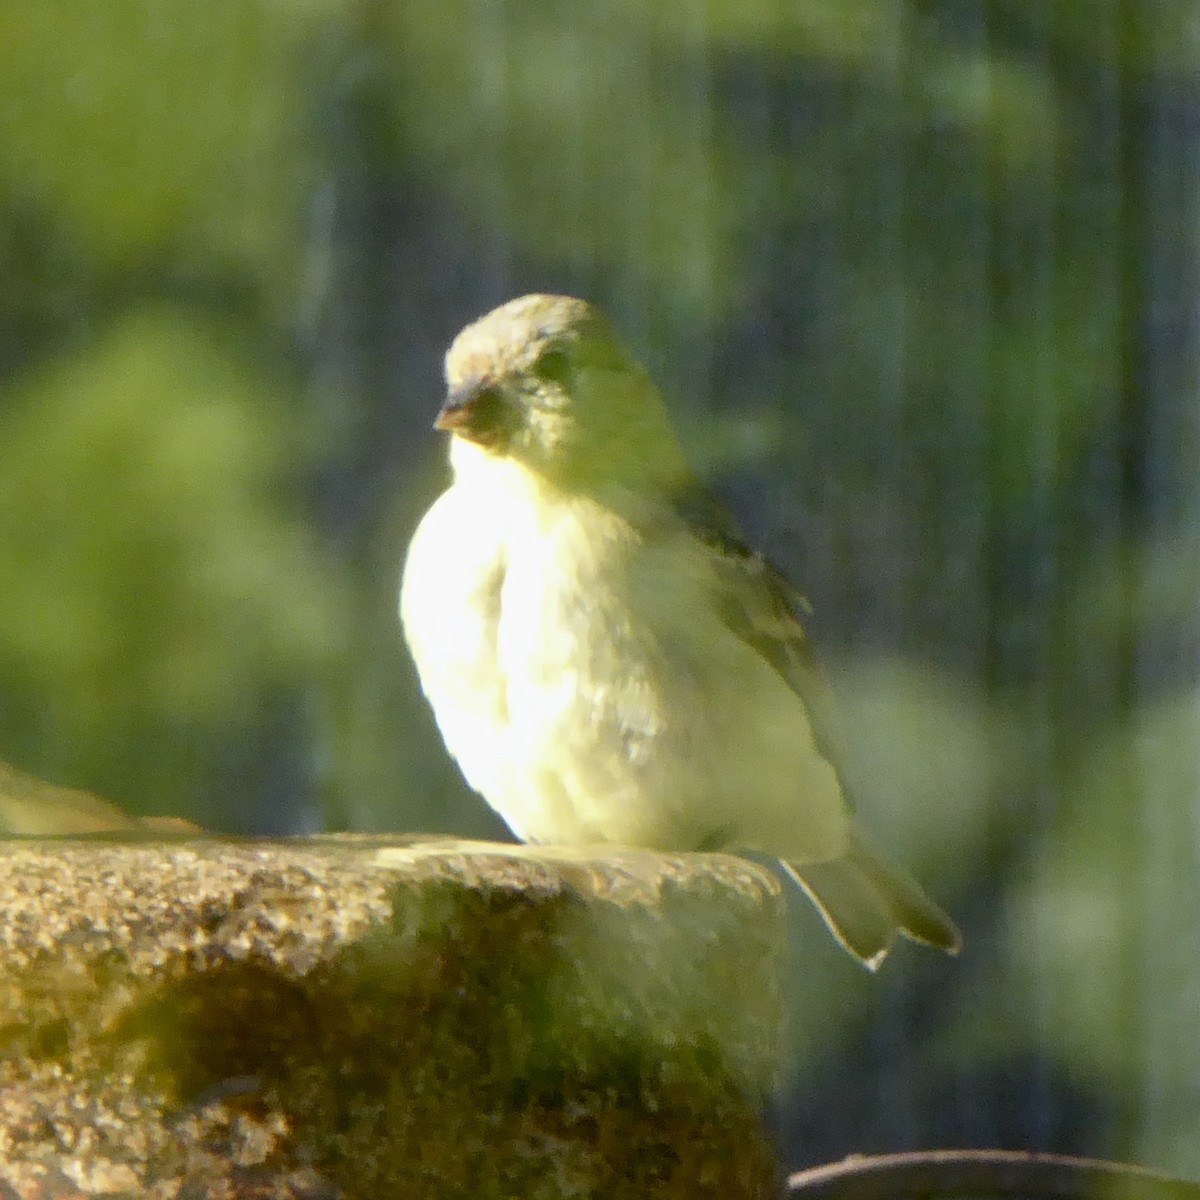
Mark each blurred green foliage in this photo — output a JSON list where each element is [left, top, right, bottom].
[[0, 1, 322, 300], [0, 0, 1197, 1175], [0, 310, 341, 809]]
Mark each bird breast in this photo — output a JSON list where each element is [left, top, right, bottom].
[[402, 458, 847, 857]]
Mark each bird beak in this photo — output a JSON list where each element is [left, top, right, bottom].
[[434, 397, 470, 433], [434, 381, 510, 446], [434, 382, 488, 432]]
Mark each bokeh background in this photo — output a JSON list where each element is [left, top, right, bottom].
[[1, 0, 1198, 1179]]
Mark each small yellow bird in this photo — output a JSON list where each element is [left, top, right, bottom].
[[400, 294, 960, 969]]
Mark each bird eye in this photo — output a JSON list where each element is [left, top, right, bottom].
[[533, 347, 572, 385]]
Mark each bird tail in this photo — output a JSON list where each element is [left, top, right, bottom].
[[782, 832, 962, 971]]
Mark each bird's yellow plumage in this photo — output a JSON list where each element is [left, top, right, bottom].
[[400, 294, 960, 969]]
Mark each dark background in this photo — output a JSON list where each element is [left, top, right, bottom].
[[1, 0, 1198, 1177]]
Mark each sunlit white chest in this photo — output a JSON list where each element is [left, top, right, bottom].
[[400, 457, 714, 842]]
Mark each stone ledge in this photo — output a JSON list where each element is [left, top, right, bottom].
[[0, 835, 784, 1199]]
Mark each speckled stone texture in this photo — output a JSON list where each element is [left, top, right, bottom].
[[0, 836, 785, 1199]]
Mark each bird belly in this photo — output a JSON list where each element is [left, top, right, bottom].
[[490, 518, 848, 859], [494, 611, 848, 858], [403, 481, 848, 862]]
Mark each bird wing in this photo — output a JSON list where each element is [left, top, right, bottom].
[[671, 482, 851, 780], [671, 482, 963, 963]]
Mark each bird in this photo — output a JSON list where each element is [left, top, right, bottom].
[[399, 293, 961, 969]]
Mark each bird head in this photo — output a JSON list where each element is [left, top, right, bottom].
[[437, 294, 688, 493]]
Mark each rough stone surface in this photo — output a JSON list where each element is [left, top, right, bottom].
[[0, 835, 785, 1199]]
